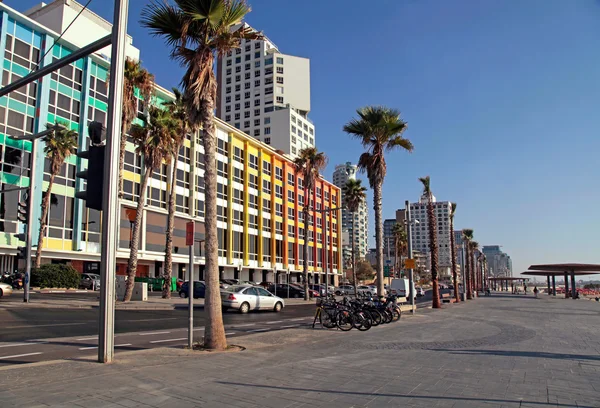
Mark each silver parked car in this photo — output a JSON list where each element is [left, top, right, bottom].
[[335, 285, 355, 296], [221, 285, 285, 314], [0, 282, 13, 298]]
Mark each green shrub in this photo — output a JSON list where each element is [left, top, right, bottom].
[[30, 264, 80, 289]]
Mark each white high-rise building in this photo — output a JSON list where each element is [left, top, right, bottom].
[[333, 163, 368, 264], [216, 24, 314, 157], [409, 194, 453, 278]]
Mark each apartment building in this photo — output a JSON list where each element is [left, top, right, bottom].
[[408, 194, 454, 278], [216, 23, 314, 157], [332, 163, 368, 264], [0, 1, 342, 284]]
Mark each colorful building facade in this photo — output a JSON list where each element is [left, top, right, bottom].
[[0, 2, 342, 285]]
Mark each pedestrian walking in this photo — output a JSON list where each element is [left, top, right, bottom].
[[533, 286, 538, 298]]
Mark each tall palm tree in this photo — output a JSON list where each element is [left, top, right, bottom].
[[419, 176, 441, 309], [470, 241, 480, 296], [161, 87, 189, 299], [343, 106, 412, 297], [449, 203, 459, 302], [392, 222, 407, 279], [293, 147, 328, 300], [462, 229, 474, 299], [35, 122, 78, 267], [343, 178, 367, 296], [124, 106, 177, 302], [118, 58, 155, 198], [141, 0, 261, 350]]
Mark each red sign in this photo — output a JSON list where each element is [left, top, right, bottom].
[[186, 221, 195, 246]]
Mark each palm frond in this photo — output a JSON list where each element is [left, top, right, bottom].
[[140, 1, 187, 48]]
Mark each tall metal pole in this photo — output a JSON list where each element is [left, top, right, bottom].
[[23, 139, 37, 303], [188, 244, 194, 349], [323, 208, 328, 296], [405, 200, 415, 314], [98, 0, 128, 364]]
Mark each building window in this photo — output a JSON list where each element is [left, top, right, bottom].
[[226, 68, 232, 75], [249, 154, 258, 170], [291, 146, 297, 155], [265, 57, 273, 65], [244, 101, 250, 109], [254, 99, 260, 106], [235, 94, 241, 101], [235, 103, 240, 110], [276, 66, 283, 74], [244, 111, 250, 118], [255, 80, 260, 87], [235, 56, 241, 63], [235, 66, 241, 73], [287, 173, 295, 186], [225, 105, 231, 112], [245, 44, 251, 52], [244, 120, 250, 128], [276, 57, 284, 64], [245, 82, 250, 89], [255, 42, 260, 49], [276, 77, 284, 84], [276, 96, 284, 104], [263, 180, 272, 194], [265, 137, 271, 145], [245, 72, 251, 80], [255, 70, 260, 77], [264, 117, 271, 125], [275, 167, 283, 181], [264, 127, 271, 135], [254, 51, 260, 58], [244, 91, 250, 98], [254, 119, 260, 126], [253, 129, 260, 137], [245, 54, 251, 61], [226, 77, 231, 84], [265, 87, 273, 95], [226, 59, 232, 66], [288, 208, 295, 220], [265, 77, 273, 85], [275, 203, 283, 217], [291, 116, 296, 124], [263, 161, 271, 176], [254, 109, 260, 116], [226, 86, 231, 94], [225, 115, 231, 121], [255, 61, 261, 67]]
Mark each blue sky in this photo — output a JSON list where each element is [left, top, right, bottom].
[[13, 0, 600, 279]]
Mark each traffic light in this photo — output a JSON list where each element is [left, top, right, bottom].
[[16, 190, 29, 223], [17, 246, 27, 258], [75, 121, 105, 211]]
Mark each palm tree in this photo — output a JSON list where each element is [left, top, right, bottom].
[[141, 0, 261, 350], [419, 176, 441, 309], [293, 147, 328, 300], [470, 240, 480, 296], [161, 88, 189, 299], [124, 106, 177, 302], [392, 222, 407, 279], [118, 58, 154, 198], [35, 122, 77, 267], [462, 229, 473, 299], [343, 178, 367, 297], [449, 203, 459, 302], [343, 106, 412, 298]]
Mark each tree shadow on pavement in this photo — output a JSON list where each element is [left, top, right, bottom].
[[215, 381, 592, 407], [432, 348, 600, 361]]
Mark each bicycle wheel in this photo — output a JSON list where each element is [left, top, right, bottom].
[[336, 310, 354, 331], [320, 309, 337, 329], [382, 310, 393, 324], [353, 311, 372, 331], [392, 308, 401, 321], [369, 309, 383, 326]]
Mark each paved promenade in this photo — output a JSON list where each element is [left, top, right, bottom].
[[1, 294, 599, 407]]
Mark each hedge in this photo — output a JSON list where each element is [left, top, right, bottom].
[[30, 264, 80, 289]]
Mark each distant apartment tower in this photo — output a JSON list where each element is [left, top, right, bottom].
[[333, 163, 368, 263], [408, 194, 453, 278], [216, 23, 314, 157], [482, 246, 513, 277], [454, 230, 465, 277]]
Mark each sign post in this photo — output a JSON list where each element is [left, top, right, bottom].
[[186, 221, 194, 349]]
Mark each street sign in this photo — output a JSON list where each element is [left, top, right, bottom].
[[404, 258, 416, 269], [385, 260, 391, 264], [384, 265, 390, 277], [186, 221, 195, 246]]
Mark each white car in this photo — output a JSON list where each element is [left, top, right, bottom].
[[221, 285, 285, 313], [0, 282, 13, 298], [416, 287, 425, 297]]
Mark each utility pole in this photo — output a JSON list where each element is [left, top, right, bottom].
[[98, 0, 128, 364], [405, 200, 415, 314], [186, 221, 194, 349]]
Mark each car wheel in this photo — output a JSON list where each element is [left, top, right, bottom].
[[239, 302, 250, 314], [179, 292, 187, 298], [273, 302, 283, 312], [335, 291, 341, 296], [0, 288, 3, 297]]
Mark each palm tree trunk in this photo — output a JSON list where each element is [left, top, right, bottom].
[[373, 181, 384, 298], [200, 97, 227, 350], [352, 213, 357, 297], [302, 204, 310, 301], [466, 244, 472, 299], [428, 200, 441, 309], [34, 173, 56, 268], [450, 221, 459, 302], [124, 169, 151, 302], [118, 121, 128, 199], [163, 153, 178, 299]]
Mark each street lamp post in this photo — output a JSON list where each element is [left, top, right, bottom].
[[404, 200, 418, 314]]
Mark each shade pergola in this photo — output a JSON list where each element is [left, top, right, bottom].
[[527, 264, 600, 299], [488, 276, 529, 292]]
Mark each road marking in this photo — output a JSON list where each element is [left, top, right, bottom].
[[230, 323, 255, 327], [280, 324, 300, 328], [76, 337, 97, 341], [6, 322, 87, 329], [121, 318, 179, 322], [248, 328, 270, 333], [0, 342, 48, 348], [288, 317, 310, 321], [138, 331, 171, 336], [150, 338, 186, 344], [193, 327, 205, 331], [0, 352, 43, 360], [225, 332, 236, 335], [79, 343, 132, 351], [266, 320, 283, 324]]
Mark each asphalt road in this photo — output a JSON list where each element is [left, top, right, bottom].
[[0, 289, 442, 366]]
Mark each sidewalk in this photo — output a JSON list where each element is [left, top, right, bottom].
[[1, 294, 599, 407]]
